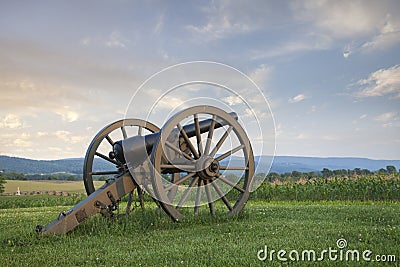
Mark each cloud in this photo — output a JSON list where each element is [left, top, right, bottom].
[[289, 94, 307, 103], [186, 1, 285, 41], [105, 31, 128, 48], [252, 37, 332, 59], [1, 114, 23, 129], [223, 95, 242, 106], [354, 65, 400, 99], [248, 64, 271, 87], [292, 1, 400, 57], [374, 112, 397, 122], [55, 107, 79, 122], [12, 133, 32, 147], [292, 1, 392, 38], [361, 16, 400, 52], [81, 37, 91, 46], [154, 14, 164, 35]]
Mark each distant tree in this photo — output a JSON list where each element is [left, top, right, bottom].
[[47, 175, 58, 180], [5, 172, 25, 180], [97, 176, 107, 181], [386, 165, 397, 174], [306, 172, 316, 179], [354, 168, 361, 175], [291, 171, 302, 179], [266, 172, 280, 182], [254, 173, 266, 183], [66, 175, 78, 181], [0, 171, 5, 193], [377, 168, 387, 175], [333, 169, 346, 177], [225, 173, 239, 181], [321, 168, 332, 178]]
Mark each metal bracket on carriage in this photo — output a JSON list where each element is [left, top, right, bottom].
[[93, 191, 119, 218]]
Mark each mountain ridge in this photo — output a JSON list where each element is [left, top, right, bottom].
[[1, 155, 399, 175]]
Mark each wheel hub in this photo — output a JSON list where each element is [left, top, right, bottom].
[[196, 156, 220, 180]]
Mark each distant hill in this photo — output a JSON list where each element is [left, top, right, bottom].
[[0, 155, 113, 174], [0, 155, 399, 175]]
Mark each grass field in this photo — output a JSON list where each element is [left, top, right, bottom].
[[0, 198, 399, 266], [1, 176, 399, 266], [3, 180, 105, 194]]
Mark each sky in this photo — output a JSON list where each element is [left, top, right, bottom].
[[0, 0, 399, 160]]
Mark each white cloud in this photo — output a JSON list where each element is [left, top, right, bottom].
[[186, 1, 281, 41], [155, 95, 186, 110], [55, 106, 79, 122], [187, 17, 250, 39], [81, 37, 91, 46], [292, 1, 400, 56], [1, 114, 23, 129], [355, 65, 400, 99], [223, 95, 242, 106], [360, 114, 367, 119], [248, 64, 271, 87], [13, 133, 32, 147], [292, 0, 390, 38], [361, 17, 400, 52], [252, 38, 332, 59], [311, 106, 316, 112], [154, 14, 164, 35], [105, 31, 128, 48], [374, 112, 397, 122], [55, 130, 71, 142], [289, 94, 307, 103]]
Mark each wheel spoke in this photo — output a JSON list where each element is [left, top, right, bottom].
[[194, 114, 203, 156], [160, 164, 196, 170], [165, 141, 195, 162], [219, 166, 249, 171], [121, 126, 127, 139], [215, 144, 245, 162], [204, 180, 215, 216], [95, 152, 120, 166], [176, 176, 199, 209], [105, 135, 114, 146], [209, 126, 233, 158], [210, 179, 233, 211], [167, 173, 179, 202], [217, 175, 245, 193], [177, 123, 199, 159], [89, 171, 120, 175], [138, 126, 143, 136], [164, 172, 197, 191], [204, 115, 217, 156], [194, 179, 203, 215]]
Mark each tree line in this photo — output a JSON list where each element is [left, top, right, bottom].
[[260, 165, 398, 183]]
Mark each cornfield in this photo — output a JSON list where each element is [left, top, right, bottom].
[[251, 174, 400, 201]]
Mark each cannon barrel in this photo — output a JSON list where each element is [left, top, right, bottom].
[[112, 112, 238, 166]]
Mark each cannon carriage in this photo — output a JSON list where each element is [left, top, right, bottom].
[[38, 105, 254, 235]]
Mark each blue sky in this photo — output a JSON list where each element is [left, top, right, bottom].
[[0, 0, 399, 160]]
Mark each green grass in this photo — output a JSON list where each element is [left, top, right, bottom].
[[3, 180, 105, 194], [0, 200, 399, 266], [0, 195, 86, 209]]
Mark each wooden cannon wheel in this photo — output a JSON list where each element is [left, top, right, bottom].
[[83, 119, 160, 195], [150, 106, 255, 221]]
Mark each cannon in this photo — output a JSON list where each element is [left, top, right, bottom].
[[37, 105, 254, 235]]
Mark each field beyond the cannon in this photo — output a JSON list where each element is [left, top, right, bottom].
[[0, 196, 399, 266], [3, 180, 105, 195]]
